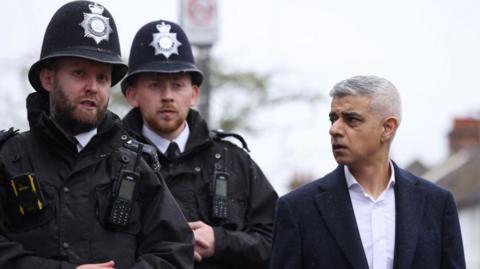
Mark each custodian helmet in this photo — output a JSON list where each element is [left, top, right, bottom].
[[28, 1, 128, 92], [121, 19, 204, 94]]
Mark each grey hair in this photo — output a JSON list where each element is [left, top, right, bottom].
[[329, 75, 402, 124]]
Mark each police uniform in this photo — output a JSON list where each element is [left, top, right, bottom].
[[121, 20, 278, 269], [0, 2, 193, 269]]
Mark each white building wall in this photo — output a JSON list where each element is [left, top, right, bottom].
[[459, 206, 480, 268]]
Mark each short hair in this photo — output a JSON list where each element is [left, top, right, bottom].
[[329, 75, 402, 124]]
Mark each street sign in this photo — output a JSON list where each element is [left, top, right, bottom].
[[180, 0, 218, 46]]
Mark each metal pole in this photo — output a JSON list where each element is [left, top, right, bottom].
[[196, 45, 212, 124]]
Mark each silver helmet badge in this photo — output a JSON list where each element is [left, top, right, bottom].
[[150, 22, 182, 58], [79, 3, 113, 44]]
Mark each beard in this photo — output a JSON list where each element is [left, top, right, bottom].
[[49, 81, 108, 135], [141, 108, 186, 137], [144, 114, 185, 135]]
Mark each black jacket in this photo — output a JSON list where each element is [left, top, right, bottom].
[[0, 92, 194, 269], [123, 108, 278, 269]]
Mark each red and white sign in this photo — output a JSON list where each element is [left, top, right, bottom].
[[180, 0, 218, 46]]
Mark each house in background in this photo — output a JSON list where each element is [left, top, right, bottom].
[[407, 118, 480, 268]]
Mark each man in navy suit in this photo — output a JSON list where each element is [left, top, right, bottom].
[[271, 75, 465, 269]]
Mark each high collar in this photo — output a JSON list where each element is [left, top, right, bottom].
[[75, 128, 98, 152], [142, 121, 190, 154]]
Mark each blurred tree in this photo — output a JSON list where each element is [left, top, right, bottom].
[[207, 60, 322, 132], [287, 171, 314, 191], [209, 61, 270, 131]]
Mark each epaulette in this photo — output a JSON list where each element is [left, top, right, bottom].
[[0, 127, 19, 149], [211, 129, 250, 152], [123, 139, 161, 172]]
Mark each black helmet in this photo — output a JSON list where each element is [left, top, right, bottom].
[[28, 1, 128, 92], [121, 20, 204, 94]]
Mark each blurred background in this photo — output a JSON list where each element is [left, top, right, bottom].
[[1, 0, 480, 267]]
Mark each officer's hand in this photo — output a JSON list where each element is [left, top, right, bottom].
[[189, 221, 215, 262], [76, 260, 115, 269]]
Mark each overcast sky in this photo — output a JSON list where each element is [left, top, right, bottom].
[[2, 0, 480, 194]]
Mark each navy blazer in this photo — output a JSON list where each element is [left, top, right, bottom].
[[271, 163, 465, 269]]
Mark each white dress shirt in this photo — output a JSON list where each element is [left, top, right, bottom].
[[345, 163, 396, 269], [142, 122, 190, 154], [74, 128, 97, 152]]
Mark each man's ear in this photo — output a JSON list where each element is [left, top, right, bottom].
[[39, 68, 55, 92], [190, 84, 200, 107], [381, 117, 399, 143], [125, 87, 140, 107]]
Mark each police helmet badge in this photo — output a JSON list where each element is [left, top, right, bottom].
[[149, 22, 182, 58], [79, 3, 113, 44]]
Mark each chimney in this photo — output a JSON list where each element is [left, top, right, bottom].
[[448, 118, 480, 155]]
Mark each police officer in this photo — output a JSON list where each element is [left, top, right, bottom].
[[121, 20, 278, 269], [0, 2, 193, 269]]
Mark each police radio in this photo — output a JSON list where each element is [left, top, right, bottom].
[[10, 173, 46, 216], [108, 170, 139, 226], [211, 170, 228, 220], [108, 145, 142, 226]]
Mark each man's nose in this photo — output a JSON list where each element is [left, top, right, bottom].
[[161, 85, 174, 101], [329, 120, 344, 137], [85, 76, 100, 92]]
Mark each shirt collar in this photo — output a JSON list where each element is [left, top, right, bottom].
[[142, 122, 190, 154], [345, 161, 396, 189], [74, 128, 97, 152]]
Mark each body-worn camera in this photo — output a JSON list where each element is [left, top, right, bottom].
[[10, 173, 45, 216], [108, 170, 140, 226]]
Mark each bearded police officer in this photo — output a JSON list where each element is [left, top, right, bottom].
[[121, 20, 278, 269], [0, 2, 193, 269]]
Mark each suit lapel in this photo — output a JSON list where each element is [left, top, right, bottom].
[[393, 164, 426, 269], [314, 165, 369, 269]]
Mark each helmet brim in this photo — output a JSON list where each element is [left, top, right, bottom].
[[28, 47, 128, 92], [120, 61, 204, 94]]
